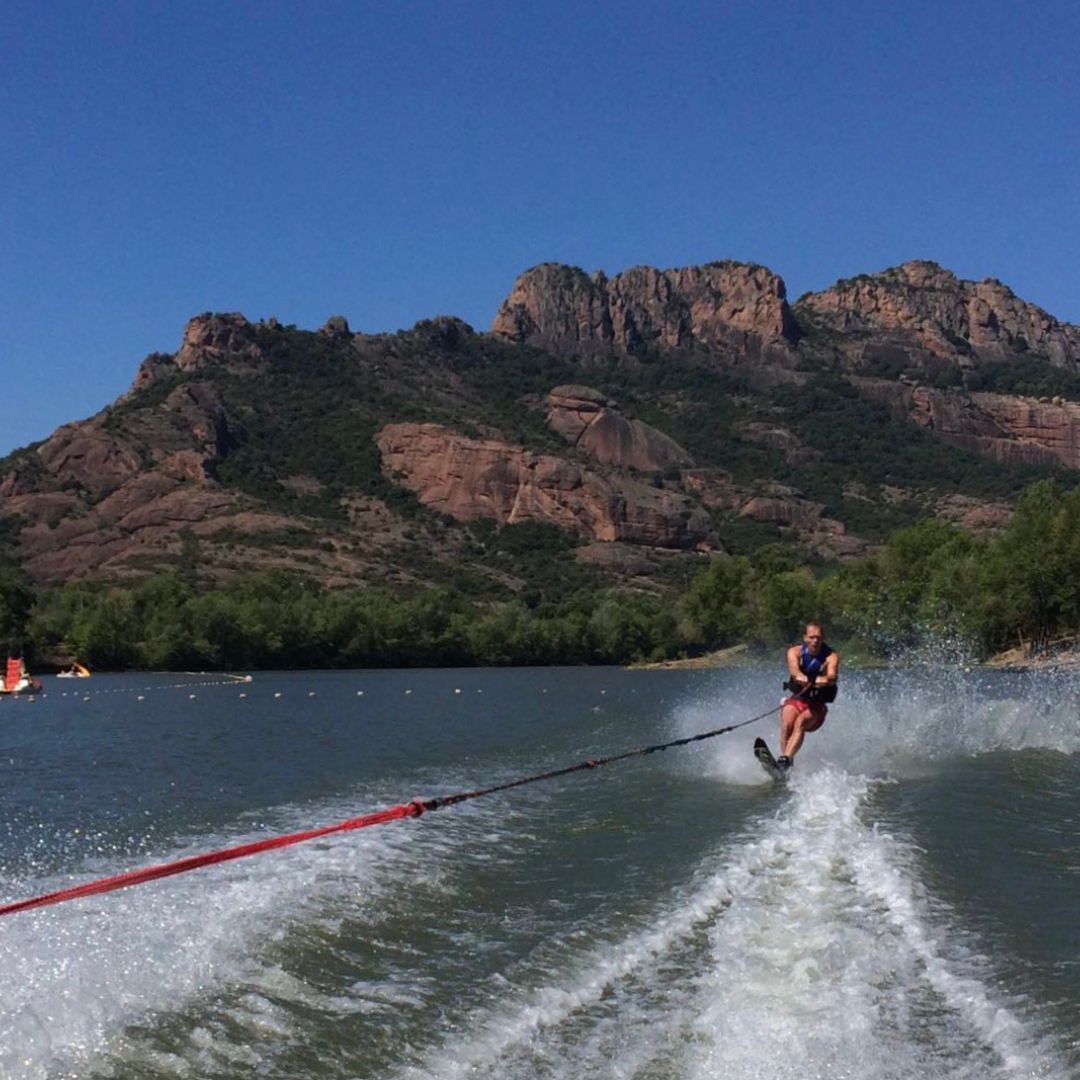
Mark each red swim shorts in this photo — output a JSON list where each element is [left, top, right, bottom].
[[782, 697, 827, 731]]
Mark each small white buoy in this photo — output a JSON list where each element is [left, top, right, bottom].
[[137, 695, 144, 701], [308, 691, 316, 697], [357, 690, 363, 696], [454, 688, 461, 694], [274, 692, 282, 698], [239, 692, 246, 698], [405, 689, 412, 695]]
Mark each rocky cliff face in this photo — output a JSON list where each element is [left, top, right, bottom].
[[1, 311, 323, 581], [491, 261, 797, 358], [545, 385, 693, 472], [0, 377, 271, 582], [376, 422, 715, 550], [0, 313, 729, 584], [127, 313, 268, 395], [798, 261, 1080, 368], [853, 377, 1080, 470]]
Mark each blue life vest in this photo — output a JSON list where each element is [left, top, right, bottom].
[[799, 643, 833, 678]]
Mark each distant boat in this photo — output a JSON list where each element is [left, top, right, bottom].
[[57, 662, 91, 679], [1, 657, 42, 694]]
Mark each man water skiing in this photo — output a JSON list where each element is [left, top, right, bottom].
[[776, 623, 839, 771]]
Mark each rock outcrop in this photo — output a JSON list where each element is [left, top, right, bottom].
[[545, 385, 693, 472], [799, 261, 1080, 368], [127, 313, 267, 395], [173, 312, 265, 374], [852, 377, 1080, 470], [376, 423, 715, 550], [0, 345, 260, 580], [492, 261, 798, 357], [31, 423, 146, 497]]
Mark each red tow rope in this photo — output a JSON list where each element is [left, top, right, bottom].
[[0, 802, 429, 918], [0, 705, 779, 919]]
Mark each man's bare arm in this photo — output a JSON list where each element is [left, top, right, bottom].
[[820, 651, 840, 683], [787, 645, 808, 682]]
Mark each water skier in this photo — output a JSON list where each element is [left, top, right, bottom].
[[777, 622, 839, 771]]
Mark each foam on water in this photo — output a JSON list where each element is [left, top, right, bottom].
[[826, 668, 1080, 775], [394, 769, 1065, 1080], [0, 760, 578, 1079], [677, 666, 1080, 786], [687, 769, 1060, 1079], [0, 780, 473, 1079]]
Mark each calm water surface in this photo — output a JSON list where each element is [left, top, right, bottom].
[[0, 665, 1078, 1078]]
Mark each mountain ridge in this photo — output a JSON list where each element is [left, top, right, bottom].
[[1, 258, 1076, 602]]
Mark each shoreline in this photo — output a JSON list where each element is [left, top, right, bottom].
[[632, 644, 757, 671], [982, 642, 1080, 672], [633, 640, 1080, 673]]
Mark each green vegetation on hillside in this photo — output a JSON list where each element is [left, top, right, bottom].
[[768, 376, 1049, 537], [590, 357, 1052, 542], [6, 477, 1080, 670], [964, 354, 1080, 401], [209, 327, 410, 516], [134, 324, 585, 519]]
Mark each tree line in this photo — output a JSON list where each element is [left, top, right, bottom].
[[2, 478, 1079, 671]]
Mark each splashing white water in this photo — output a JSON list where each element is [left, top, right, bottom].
[[677, 666, 1080, 785], [0, 791, 438, 1079], [394, 769, 1064, 1080]]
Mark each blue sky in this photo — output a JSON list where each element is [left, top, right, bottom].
[[2, 0, 1077, 457]]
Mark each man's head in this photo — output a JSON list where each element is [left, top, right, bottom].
[[804, 623, 824, 653]]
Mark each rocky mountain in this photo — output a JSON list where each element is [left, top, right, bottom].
[[796, 261, 1080, 367], [491, 261, 796, 359], [1, 259, 1077, 600]]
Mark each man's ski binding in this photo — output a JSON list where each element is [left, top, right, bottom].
[[753, 737, 790, 781]]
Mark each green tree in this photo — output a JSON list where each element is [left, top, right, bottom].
[[80, 588, 141, 669], [680, 556, 752, 649], [751, 567, 821, 647], [982, 480, 1064, 648], [0, 564, 35, 653]]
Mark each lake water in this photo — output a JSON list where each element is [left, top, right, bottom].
[[1, 665, 1078, 1078]]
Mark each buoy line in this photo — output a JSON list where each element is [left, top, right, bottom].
[[48, 675, 256, 698]]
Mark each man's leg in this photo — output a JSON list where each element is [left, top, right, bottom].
[[779, 703, 803, 759], [781, 707, 813, 760]]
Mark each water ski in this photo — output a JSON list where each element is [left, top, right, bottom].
[[753, 737, 788, 781]]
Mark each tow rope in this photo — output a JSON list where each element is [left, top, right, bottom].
[[0, 704, 779, 919]]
